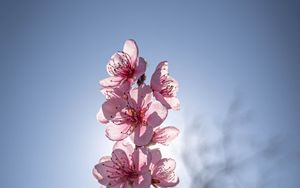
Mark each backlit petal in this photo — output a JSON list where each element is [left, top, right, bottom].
[[102, 98, 126, 121], [132, 147, 152, 173], [100, 76, 124, 87], [97, 108, 109, 124], [111, 149, 130, 169], [129, 85, 152, 109], [123, 39, 138, 65], [164, 96, 180, 111], [134, 57, 147, 79], [153, 158, 176, 176], [94, 160, 116, 185], [133, 125, 153, 146], [157, 175, 179, 187], [101, 82, 130, 99], [150, 61, 169, 91], [150, 149, 162, 169], [113, 140, 134, 162], [145, 101, 168, 127], [152, 126, 179, 145], [105, 123, 131, 141], [132, 171, 151, 188]]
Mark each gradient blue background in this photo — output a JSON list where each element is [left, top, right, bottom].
[[1, 1, 300, 187]]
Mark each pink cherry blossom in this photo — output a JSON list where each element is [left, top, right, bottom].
[[98, 84, 168, 146], [94, 39, 181, 188], [151, 61, 180, 110], [151, 126, 180, 146], [149, 149, 179, 187], [93, 141, 152, 188], [100, 40, 147, 97]]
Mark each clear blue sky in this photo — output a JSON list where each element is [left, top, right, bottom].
[[0, 1, 299, 187]]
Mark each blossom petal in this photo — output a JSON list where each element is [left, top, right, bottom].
[[93, 156, 111, 185], [113, 140, 134, 161], [93, 166, 108, 185], [99, 76, 124, 87], [152, 126, 180, 145], [164, 96, 180, 111], [102, 98, 126, 121], [153, 91, 170, 109], [145, 101, 168, 127], [107, 181, 125, 188], [129, 85, 152, 109], [153, 158, 176, 175], [150, 61, 169, 91], [132, 171, 151, 188], [153, 89, 180, 111], [94, 158, 126, 187], [157, 175, 179, 187], [123, 39, 138, 65], [133, 125, 153, 146], [94, 160, 115, 185], [113, 140, 133, 151], [101, 83, 130, 99], [132, 147, 152, 173], [134, 57, 147, 79], [105, 123, 131, 141], [153, 158, 179, 187], [152, 159, 178, 186], [99, 156, 111, 163], [111, 149, 130, 169], [106, 53, 122, 76], [97, 108, 109, 124], [150, 149, 162, 169], [122, 182, 131, 188]]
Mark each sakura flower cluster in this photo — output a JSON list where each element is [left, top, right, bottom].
[[93, 39, 180, 188]]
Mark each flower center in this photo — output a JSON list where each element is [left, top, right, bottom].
[[160, 76, 177, 97], [105, 161, 139, 186], [127, 171, 139, 182], [126, 107, 147, 126], [108, 52, 135, 78]]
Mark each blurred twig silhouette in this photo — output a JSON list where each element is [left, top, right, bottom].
[[181, 95, 289, 188]]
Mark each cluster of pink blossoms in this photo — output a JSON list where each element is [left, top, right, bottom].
[[93, 39, 180, 188]]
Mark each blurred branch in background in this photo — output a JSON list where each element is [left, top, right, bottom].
[[181, 95, 295, 188]]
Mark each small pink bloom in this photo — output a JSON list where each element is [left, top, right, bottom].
[[151, 126, 180, 145], [151, 61, 180, 111], [100, 39, 147, 96], [99, 84, 168, 146], [149, 149, 179, 187], [93, 141, 152, 188]]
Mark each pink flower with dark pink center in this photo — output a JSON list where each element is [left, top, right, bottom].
[[151, 61, 180, 111], [149, 149, 179, 187], [100, 39, 147, 97], [97, 84, 168, 146], [93, 141, 152, 188]]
